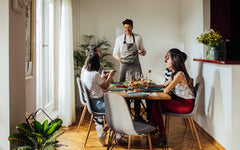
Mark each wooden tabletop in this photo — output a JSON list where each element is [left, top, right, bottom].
[[108, 91, 171, 100]]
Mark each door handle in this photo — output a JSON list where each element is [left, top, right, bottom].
[[43, 44, 48, 48]]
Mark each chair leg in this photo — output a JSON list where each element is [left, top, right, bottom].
[[84, 115, 94, 147], [147, 132, 152, 150], [189, 117, 202, 149], [165, 115, 170, 142], [128, 135, 132, 150], [188, 117, 195, 139], [107, 130, 115, 150], [103, 115, 106, 126], [76, 105, 87, 132]]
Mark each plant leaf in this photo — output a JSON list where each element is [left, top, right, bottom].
[[43, 144, 55, 150], [43, 120, 49, 133], [49, 119, 63, 126], [33, 121, 43, 134], [16, 123, 33, 137], [46, 119, 63, 136], [46, 129, 66, 143], [16, 145, 33, 150], [8, 133, 34, 146], [27, 136, 39, 147]]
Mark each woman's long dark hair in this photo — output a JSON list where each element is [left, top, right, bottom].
[[84, 52, 100, 71], [170, 49, 193, 90]]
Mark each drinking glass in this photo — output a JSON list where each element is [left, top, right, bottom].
[[126, 71, 132, 85], [140, 74, 145, 81], [135, 71, 140, 81]]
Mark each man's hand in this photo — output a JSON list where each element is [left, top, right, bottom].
[[139, 50, 146, 56], [113, 53, 124, 64], [119, 58, 124, 64]]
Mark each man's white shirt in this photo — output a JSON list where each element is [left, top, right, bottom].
[[113, 33, 145, 56]]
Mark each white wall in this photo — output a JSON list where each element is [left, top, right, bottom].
[[180, 0, 204, 78], [0, 1, 10, 149], [180, 0, 240, 149], [77, 0, 183, 83], [200, 63, 233, 149], [193, 62, 240, 150], [9, 0, 26, 135], [232, 66, 240, 150]]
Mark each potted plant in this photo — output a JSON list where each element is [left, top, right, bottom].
[[8, 118, 66, 150], [74, 34, 115, 77], [196, 29, 224, 60]]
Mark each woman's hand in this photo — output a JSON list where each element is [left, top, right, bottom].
[[101, 70, 109, 79], [109, 70, 116, 78]]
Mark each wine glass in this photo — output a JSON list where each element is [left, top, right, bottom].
[[126, 71, 132, 85], [135, 72, 140, 81]]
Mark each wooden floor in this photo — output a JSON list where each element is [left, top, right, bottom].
[[57, 109, 221, 150]]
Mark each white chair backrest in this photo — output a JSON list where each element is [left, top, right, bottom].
[[104, 93, 138, 135], [76, 77, 87, 105]]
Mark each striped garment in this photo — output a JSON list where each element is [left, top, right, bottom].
[[164, 68, 172, 83]]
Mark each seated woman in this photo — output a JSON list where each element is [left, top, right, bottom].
[[81, 52, 115, 145], [144, 49, 195, 137]]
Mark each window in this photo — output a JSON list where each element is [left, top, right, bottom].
[[36, 0, 56, 119]]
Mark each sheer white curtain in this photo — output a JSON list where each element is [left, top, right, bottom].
[[54, 0, 76, 127]]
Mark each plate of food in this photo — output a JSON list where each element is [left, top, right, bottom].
[[147, 87, 163, 92], [109, 82, 126, 88], [104, 70, 117, 73], [121, 59, 134, 63], [109, 82, 127, 91], [108, 87, 127, 91], [127, 92, 149, 97]]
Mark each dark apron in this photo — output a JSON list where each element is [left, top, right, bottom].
[[119, 34, 142, 82]]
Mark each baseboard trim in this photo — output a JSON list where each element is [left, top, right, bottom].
[[194, 120, 226, 150]]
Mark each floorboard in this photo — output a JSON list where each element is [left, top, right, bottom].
[[57, 109, 221, 150]]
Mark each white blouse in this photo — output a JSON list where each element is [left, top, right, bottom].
[[173, 72, 195, 99], [81, 67, 104, 99]]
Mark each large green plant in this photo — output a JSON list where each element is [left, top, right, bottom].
[[74, 35, 114, 76], [8, 119, 65, 150]]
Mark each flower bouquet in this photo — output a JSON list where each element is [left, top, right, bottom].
[[197, 29, 224, 59]]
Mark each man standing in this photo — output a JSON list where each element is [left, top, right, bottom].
[[113, 19, 146, 122], [113, 19, 146, 82]]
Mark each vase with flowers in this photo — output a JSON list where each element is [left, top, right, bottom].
[[197, 29, 224, 60]]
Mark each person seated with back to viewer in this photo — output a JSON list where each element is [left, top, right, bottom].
[[143, 49, 195, 141], [83, 45, 111, 125], [81, 52, 115, 146], [85, 45, 109, 78]]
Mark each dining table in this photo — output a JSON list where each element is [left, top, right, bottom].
[[108, 91, 171, 100]]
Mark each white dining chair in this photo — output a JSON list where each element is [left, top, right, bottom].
[[164, 83, 202, 149], [104, 92, 156, 150]]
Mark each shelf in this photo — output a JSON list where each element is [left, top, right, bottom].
[[193, 58, 240, 65]]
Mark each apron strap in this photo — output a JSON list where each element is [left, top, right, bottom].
[[123, 33, 135, 44]]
